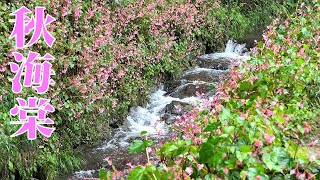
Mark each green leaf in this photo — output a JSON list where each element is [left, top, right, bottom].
[[129, 140, 144, 154], [145, 165, 156, 173], [301, 27, 311, 37], [199, 141, 215, 163], [8, 161, 14, 172], [99, 168, 108, 180], [128, 140, 153, 154], [240, 145, 251, 153], [297, 124, 304, 134], [219, 108, 231, 121], [224, 126, 235, 133], [128, 166, 146, 180], [140, 131, 147, 136], [199, 137, 225, 163], [239, 81, 254, 91], [203, 122, 220, 132], [143, 140, 153, 148], [247, 168, 259, 179], [161, 142, 178, 153], [262, 153, 282, 172], [236, 151, 248, 162]]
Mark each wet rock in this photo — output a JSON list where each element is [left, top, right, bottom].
[[160, 100, 197, 124], [181, 68, 228, 83], [127, 136, 144, 143], [197, 55, 232, 70], [160, 113, 177, 124], [169, 83, 212, 99], [164, 100, 193, 116], [163, 80, 185, 94], [204, 89, 217, 98]]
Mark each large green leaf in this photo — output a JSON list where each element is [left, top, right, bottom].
[[129, 140, 153, 154], [128, 166, 147, 180]]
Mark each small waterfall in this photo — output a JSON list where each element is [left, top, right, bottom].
[[225, 40, 247, 54], [198, 40, 250, 61]]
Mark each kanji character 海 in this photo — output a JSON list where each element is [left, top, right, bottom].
[[9, 51, 55, 94]]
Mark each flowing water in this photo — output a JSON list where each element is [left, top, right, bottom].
[[62, 40, 249, 179]]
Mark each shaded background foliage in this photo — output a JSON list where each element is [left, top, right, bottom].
[[0, 0, 293, 179]]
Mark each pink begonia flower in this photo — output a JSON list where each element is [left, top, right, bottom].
[[174, 105, 183, 112], [297, 101, 304, 108], [126, 162, 135, 169], [157, 130, 163, 136], [283, 114, 291, 121], [222, 153, 227, 158], [304, 123, 312, 133], [197, 164, 204, 170], [308, 140, 318, 147], [163, 165, 169, 172], [74, 6, 80, 18], [309, 155, 316, 162], [80, 86, 87, 93], [254, 140, 263, 148], [265, 109, 274, 117], [185, 167, 193, 175], [297, 173, 305, 179], [104, 157, 112, 166], [98, 108, 104, 113], [240, 113, 247, 118], [290, 169, 296, 175], [116, 71, 125, 78], [224, 166, 229, 175], [265, 134, 275, 144], [112, 100, 117, 108], [256, 175, 261, 180]]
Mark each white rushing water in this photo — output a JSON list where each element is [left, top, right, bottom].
[[225, 40, 247, 53], [199, 40, 250, 61], [98, 86, 198, 150]]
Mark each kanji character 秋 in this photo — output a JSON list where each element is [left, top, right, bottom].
[[9, 6, 56, 48]]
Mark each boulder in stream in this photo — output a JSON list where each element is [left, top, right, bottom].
[[160, 100, 194, 124], [169, 83, 212, 99], [163, 79, 185, 94], [164, 100, 193, 116], [181, 68, 228, 83], [197, 55, 232, 70], [160, 113, 177, 124]]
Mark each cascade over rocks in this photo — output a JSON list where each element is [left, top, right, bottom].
[[66, 40, 248, 179]]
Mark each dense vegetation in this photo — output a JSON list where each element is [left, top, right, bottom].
[[106, 1, 320, 179], [0, 0, 295, 179]]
